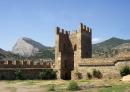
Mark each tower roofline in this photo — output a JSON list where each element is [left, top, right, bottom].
[[80, 23, 92, 33]]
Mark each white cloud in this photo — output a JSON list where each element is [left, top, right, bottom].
[[92, 38, 100, 44]]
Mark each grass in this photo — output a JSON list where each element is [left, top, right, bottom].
[[79, 79, 91, 82], [25, 80, 36, 85], [48, 84, 56, 91], [1, 79, 130, 92], [6, 87, 17, 92], [99, 85, 129, 92], [5, 80, 23, 84], [67, 81, 79, 91], [10, 87, 17, 92]]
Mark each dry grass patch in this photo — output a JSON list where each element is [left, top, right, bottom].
[[0, 79, 129, 92]]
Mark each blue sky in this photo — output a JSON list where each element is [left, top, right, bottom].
[[0, 0, 130, 51]]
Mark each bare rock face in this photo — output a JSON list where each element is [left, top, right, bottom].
[[12, 37, 46, 57], [121, 75, 130, 82]]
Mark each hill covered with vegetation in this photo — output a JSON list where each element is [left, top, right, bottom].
[[93, 37, 130, 57]]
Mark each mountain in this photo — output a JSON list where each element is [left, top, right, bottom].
[[12, 37, 47, 57], [92, 37, 130, 57], [0, 48, 9, 61], [113, 43, 130, 51], [13, 37, 130, 58], [0, 48, 22, 61], [29, 48, 55, 60], [93, 37, 130, 49]]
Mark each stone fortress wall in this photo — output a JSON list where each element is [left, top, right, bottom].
[[0, 60, 54, 79], [55, 23, 130, 80], [0, 60, 53, 68], [72, 56, 130, 79], [55, 27, 74, 80]]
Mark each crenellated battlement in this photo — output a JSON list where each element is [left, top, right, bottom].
[[56, 27, 70, 35], [56, 23, 92, 37], [80, 23, 92, 33], [0, 60, 54, 68]]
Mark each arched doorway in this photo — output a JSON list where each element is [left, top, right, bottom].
[[61, 60, 72, 80]]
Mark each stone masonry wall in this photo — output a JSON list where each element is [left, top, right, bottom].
[[0, 69, 44, 80], [72, 58, 130, 80], [54, 23, 130, 80], [55, 27, 74, 80], [0, 60, 54, 79], [0, 60, 53, 68]]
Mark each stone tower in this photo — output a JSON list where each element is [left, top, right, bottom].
[[71, 23, 92, 69], [55, 23, 92, 80], [55, 27, 74, 80]]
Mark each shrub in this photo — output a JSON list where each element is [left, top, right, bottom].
[[92, 69, 102, 79], [87, 72, 92, 79], [48, 84, 56, 91], [14, 69, 23, 80], [67, 81, 79, 91], [75, 71, 82, 79], [39, 69, 56, 80], [120, 66, 130, 77]]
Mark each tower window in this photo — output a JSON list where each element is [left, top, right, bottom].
[[74, 44, 77, 51]]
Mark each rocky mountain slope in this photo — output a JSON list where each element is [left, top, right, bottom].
[[12, 37, 47, 57], [0, 48, 22, 61], [0, 37, 129, 60], [0, 48, 9, 61], [29, 48, 55, 60], [32, 37, 130, 59], [113, 43, 130, 50], [92, 37, 130, 57]]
